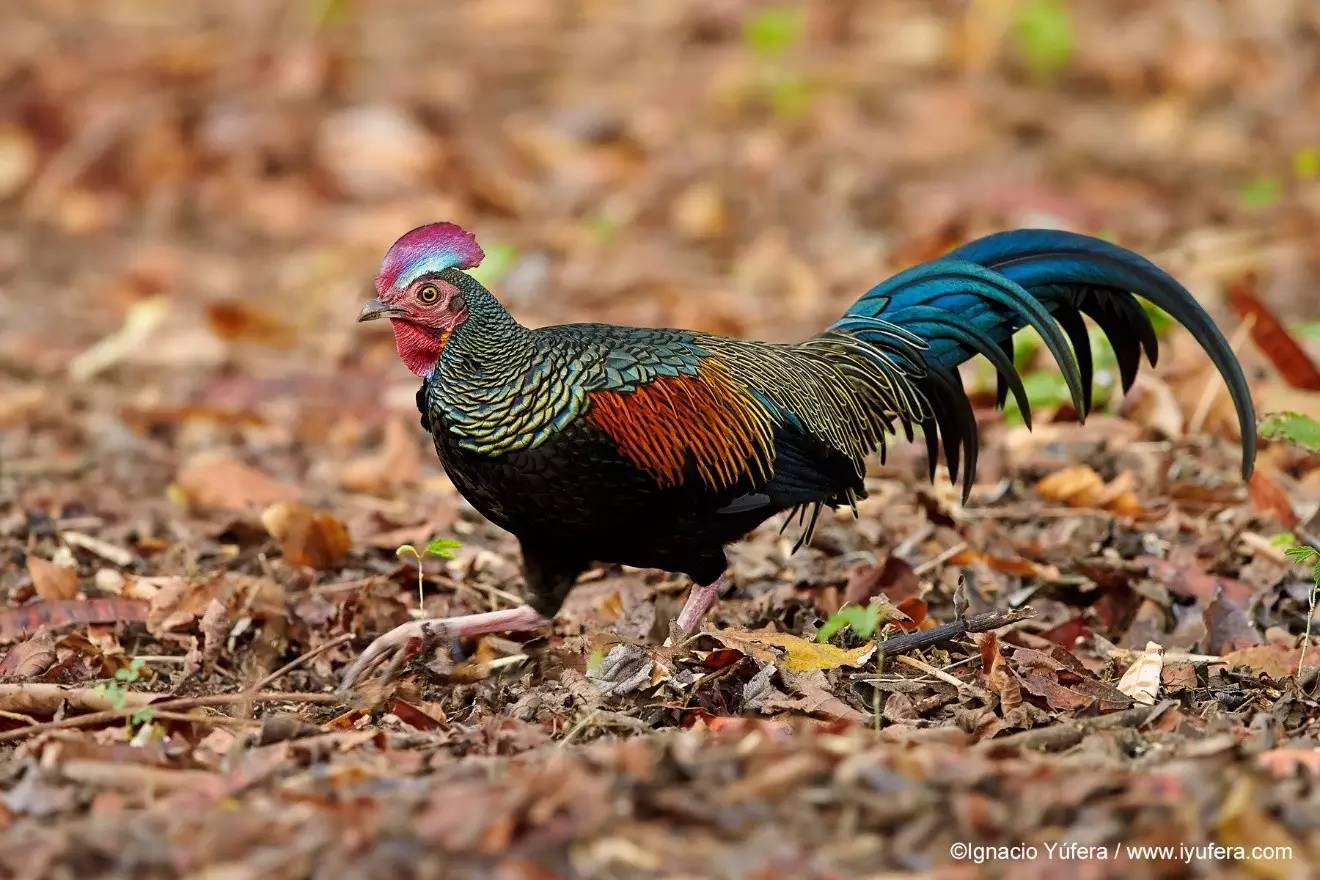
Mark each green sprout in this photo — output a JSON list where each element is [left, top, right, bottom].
[[817, 600, 889, 643], [1292, 146, 1320, 180], [468, 242, 519, 287], [1278, 539, 1320, 675], [742, 6, 804, 58], [1239, 175, 1283, 209], [92, 657, 156, 729], [1014, 0, 1073, 80], [396, 538, 463, 609], [741, 6, 814, 120]]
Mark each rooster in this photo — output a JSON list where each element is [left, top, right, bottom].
[[343, 222, 1254, 685]]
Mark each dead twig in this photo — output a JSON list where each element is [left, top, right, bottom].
[[892, 654, 994, 702], [0, 691, 339, 743], [246, 633, 353, 694], [876, 607, 1035, 656], [976, 705, 1156, 754]]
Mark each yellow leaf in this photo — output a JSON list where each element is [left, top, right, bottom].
[[714, 629, 875, 673]]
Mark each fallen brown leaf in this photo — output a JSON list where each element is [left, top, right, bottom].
[[1222, 644, 1318, 679], [339, 417, 422, 494], [26, 557, 78, 602], [1035, 464, 1142, 515], [0, 630, 57, 679], [177, 456, 300, 512], [261, 502, 351, 569]]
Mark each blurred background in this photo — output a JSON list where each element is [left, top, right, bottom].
[[2, 0, 1319, 521]]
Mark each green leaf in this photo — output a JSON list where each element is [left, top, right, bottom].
[[743, 6, 804, 58], [1239, 175, 1282, 209], [817, 603, 885, 643], [1141, 301, 1174, 337], [769, 73, 813, 118], [306, 0, 351, 27], [130, 706, 156, 727], [424, 538, 463, 559], [1294, 146, 1320, 180], [1014, 0, 1073, 79], [1259, 412, 1320, 453], [468, 241, 519, 286], [1271, 532, 1299, 548], [1284, 546, 1318, 565], [1292, 321, 1320, 341], [589, 213, 621, 245]]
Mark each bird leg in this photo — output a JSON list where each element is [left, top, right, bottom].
[[340, 605, 550, 689], [666, 572, 731, 645]]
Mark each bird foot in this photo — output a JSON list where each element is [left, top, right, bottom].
[[340, 605, 550, 689], [664, 573, 731, 647]]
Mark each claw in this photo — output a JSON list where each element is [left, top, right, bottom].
[[339, 606, 551, 689]]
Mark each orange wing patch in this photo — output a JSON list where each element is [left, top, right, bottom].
[[586, 359, 775, 490]]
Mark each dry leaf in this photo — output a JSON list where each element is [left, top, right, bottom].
[[714, 629, 875, 673], [1116, 641, 1164, 705], [1247, 471, 1298, 528], [1202, 594, 1262, 656], [261, 502, 351, 569], [339, 417, 422, 494], [177, 456, 300, 512], [0, 630, 57, 678], [199, 598, 231, 670], [0, 599, 149, 642], [26, 557, 78, 602], [147, 576, 230, 634], [1223, 644, 1318, 679], [68, 297, 171, 382], [1228, 280, 1320, 390], [205, 299, 295, 346], [1035, 464, 1141, 515]]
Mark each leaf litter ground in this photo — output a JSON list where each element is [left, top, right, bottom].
[[3, 2, 1320, 877]]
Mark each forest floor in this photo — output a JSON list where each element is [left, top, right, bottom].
[[3, 2, 1320, 878]]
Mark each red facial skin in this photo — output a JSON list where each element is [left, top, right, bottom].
[[379, 279, 469, 376]]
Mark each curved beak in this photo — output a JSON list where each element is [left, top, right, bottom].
[[358, 297, 407, 323]]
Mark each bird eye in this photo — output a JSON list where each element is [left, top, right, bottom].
[[417, 284, 440, 304]]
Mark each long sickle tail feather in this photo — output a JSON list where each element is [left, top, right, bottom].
[[833, 229, 1256, 498]]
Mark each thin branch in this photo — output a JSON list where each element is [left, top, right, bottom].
[[876, 607, 1035, 656], [247, 633, 353, 694], [0, 691, 339, 743]]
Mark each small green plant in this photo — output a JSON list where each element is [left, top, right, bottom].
[[468, 241, 519, 287], [1239, 175, 1283, 209], [1014, 0, 1073, 79], [1293, 146, 1320, 180], [396, 538, 463, 609], [1260, 412, 1320, 453], [742, 6, 803, 58], [93, 657, 155, 728], [741, 6, 813, 119], [1274, 534, 1320, 674], [817, 600, 889, 643]]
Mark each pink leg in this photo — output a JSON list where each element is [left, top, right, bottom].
[[667, 573, 731, 645], [340, 605, 549, 688]]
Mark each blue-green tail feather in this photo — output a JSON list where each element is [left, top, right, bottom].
[[832, 229, 1256, 496]]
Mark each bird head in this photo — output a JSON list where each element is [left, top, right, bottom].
[[359, 222, 485, 376]]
